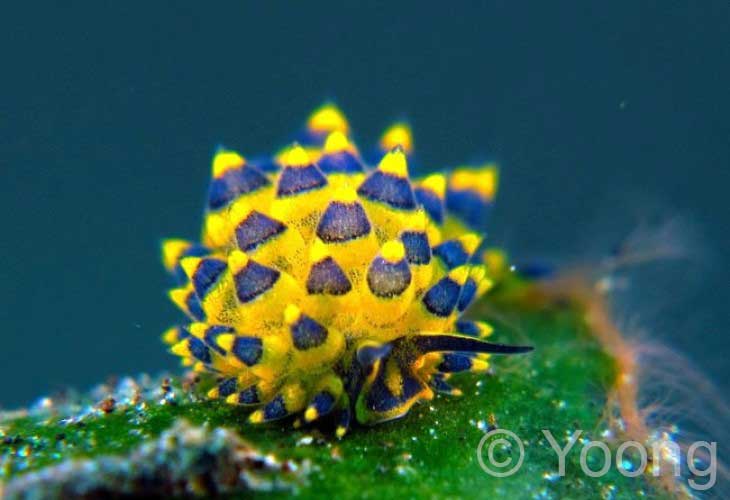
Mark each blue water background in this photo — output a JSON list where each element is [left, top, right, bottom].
[[1, 2, 728, 406]]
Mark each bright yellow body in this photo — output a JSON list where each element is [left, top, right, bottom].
[[161, 104, 529, 435]]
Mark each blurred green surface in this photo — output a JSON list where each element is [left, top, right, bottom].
[[0, 293, 668, 498]]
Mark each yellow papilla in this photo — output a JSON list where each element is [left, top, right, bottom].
[[380, 123, 413, 155], [324, 130, 356, 154], [377, 147, 409, 178], [419, 173, 447, 198], [161, 239, 191, 273], [308, 104, 350, 135], [212, 150, 245, 178], [381, 240, 406, 262], [449, 166, 499, 200]]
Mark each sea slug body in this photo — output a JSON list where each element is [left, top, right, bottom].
[[161, 104, 531, 437]]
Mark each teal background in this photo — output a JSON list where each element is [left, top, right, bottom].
[[1, 2, 728, 406]]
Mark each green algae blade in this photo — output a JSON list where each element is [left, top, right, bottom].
[[0, 293, 671, 499]]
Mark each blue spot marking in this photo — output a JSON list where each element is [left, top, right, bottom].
[[318, 151, 364, 174], [366, 378, 399, 413], [516, 260, 556, 280], [311, 392, 336, 416], [356, 343, 392, 368], [306, 257, 352, 295], [438, 353, 472, 373], [234, 261, 280, 303], [183, 244, 210, 259], [400, 231, 431, 265], [208, 165, 270, 210], [296, 129, 327, 147], [446, 189, 491, 231], [192, 259, 227, 298], [429, 374, 454, 393], [263, 395, 288, 420], [231, 336, 262, 366], [174, 244, 210, 283], [338, 407, 351, 429], [316, 201, 371, 242], [291, 315, 328, 350], [175, 326, 191, 341], [204, 325, 233, 355], [415, 187, 444, 224], [367, 257, 412, 298], [422, 277, 461, 317], [366, 362, 425, 413], [457, 278, 477, 312], [238, 385, 260, 404], [276, 165, 327, 196], [185, 292, 206, 321], [218, 378, 238, 397], [456, 320, 480, 337], [401, 373, 424, 399], [235, 211, 286, 251], [249, 155, 280, 174], [188, 337, 211, 364], [433, 240, 469, 269], [357, 171, 416, 209]]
